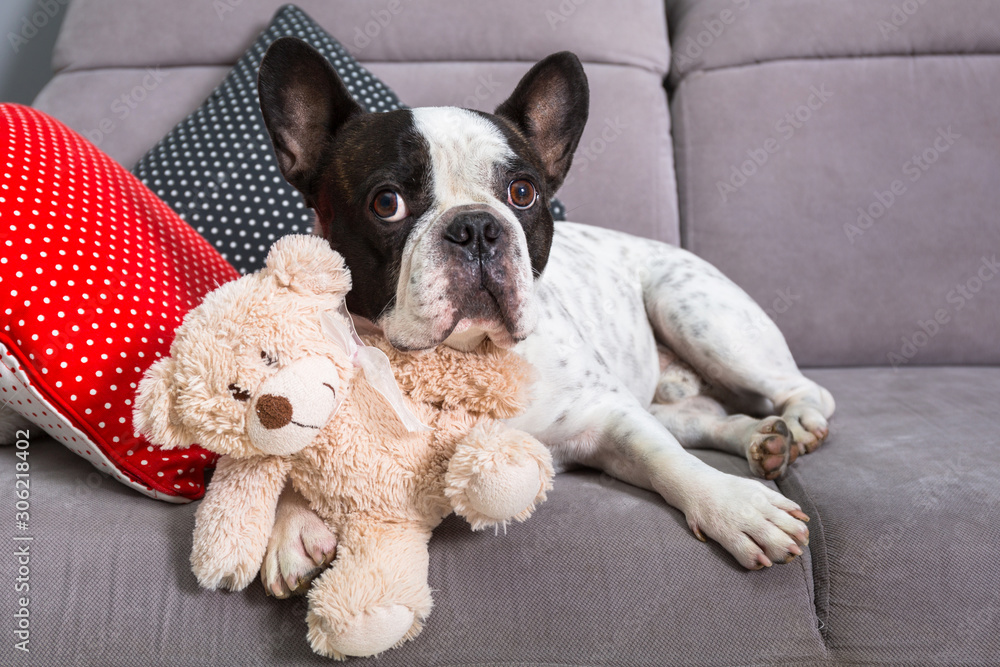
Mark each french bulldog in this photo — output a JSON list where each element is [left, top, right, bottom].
[[252, 37, 835, 595]]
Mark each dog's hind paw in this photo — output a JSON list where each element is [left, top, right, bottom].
[[782, 404, 830, 455], [779, 385, 835, 455], [745, 417, 791, 480]]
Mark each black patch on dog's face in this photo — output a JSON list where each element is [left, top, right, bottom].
[[309, 110, 433, 322]]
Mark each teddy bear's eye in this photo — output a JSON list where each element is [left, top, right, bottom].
[[228, 383, 251, 402], [261, 350, 278, 367]]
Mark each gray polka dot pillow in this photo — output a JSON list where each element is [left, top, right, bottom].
[[134, 4, 565, 275]]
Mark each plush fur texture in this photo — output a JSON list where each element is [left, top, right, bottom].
[[133, 235, 553, 659]]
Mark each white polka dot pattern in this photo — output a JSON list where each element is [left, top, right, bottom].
[[0, 104, 237, 502], [133, 5, 565, 277], [132, 5, 403, 276]]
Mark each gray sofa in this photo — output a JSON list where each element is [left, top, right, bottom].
[[3, 1, 999, 665]]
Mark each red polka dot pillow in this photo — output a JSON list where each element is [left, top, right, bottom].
[[0, 104, 239, 502]]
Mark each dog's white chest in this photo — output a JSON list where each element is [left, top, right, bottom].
[[508, 223, 661, 453]]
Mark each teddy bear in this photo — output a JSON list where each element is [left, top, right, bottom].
[[133, 234, 554, 659]]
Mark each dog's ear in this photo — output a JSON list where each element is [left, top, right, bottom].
[[133, 357, 196, 450], [258, 37, 363, 201], [494, 51, 589, 193]]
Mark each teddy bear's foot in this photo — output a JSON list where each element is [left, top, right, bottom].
[[466, 459, 544, 521], [307, 603, 417, 660], [446, 422, 554, 530]]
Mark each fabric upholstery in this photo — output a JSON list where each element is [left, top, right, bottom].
[[32, 66, 231, 173], [779, 366, 1000, 664], [671, 55, 1000, 366], [0, 432, 824, 666], [53, 0, 669, 74], [666, 0, 1000, 83], [4, 366, 999, 664]]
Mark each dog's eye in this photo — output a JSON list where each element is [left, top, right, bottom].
[[371, 190, 409, 222], [261, 350, 278, 367], [508, 179, 536, 209], [228, 384, 250, 402]]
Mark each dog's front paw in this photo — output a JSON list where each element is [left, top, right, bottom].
[[446, 423, 554, 530], [261, 496, 337, 598], [683, 473, 809, 570]]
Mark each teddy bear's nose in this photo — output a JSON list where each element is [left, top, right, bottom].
[[256, 394, 293, 430]]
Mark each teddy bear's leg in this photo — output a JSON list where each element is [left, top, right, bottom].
[[446, 421, 555, 530], [305, 521, 434, 660]]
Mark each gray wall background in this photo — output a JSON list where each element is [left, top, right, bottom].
[[0, 0, 68, 104]]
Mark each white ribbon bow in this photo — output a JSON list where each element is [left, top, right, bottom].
[[320, 303, 431, 433]]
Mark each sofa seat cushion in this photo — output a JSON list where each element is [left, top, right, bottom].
[[777, 366, 1000, 664], [0, 441, 825, 666], [4, 366, 996, 664], [666, 0, 1000, 83]]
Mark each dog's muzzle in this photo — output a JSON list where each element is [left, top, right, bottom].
[[382, 203, 537, 351], [437, 206, 531, 342]]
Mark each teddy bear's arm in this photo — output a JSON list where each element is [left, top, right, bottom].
[[190, 454, 291, 591]]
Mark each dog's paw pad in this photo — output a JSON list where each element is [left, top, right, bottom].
[[261, 510, 337, 599], [746, 417, 791, 480]]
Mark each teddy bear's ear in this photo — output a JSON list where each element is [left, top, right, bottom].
[[262, 234, 352, 297], [133, 356, 197, 450]]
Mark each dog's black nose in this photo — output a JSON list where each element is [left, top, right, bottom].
[[443, 213, 502, 256]]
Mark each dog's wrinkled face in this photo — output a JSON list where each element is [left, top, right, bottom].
[[258, 38, 589, 350]]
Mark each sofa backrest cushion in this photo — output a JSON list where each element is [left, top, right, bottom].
[[668, 0, 1000, 366], [34, 0, 680, 243]]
